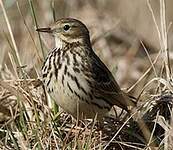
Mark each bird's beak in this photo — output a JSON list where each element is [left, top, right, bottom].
[[36, 27, 53, 33]]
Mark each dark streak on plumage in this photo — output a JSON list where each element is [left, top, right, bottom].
[[58, 63, 62, 70], [42, 64, 47, 73], [62, 48, 68, 57], [43, 73, 47, 78], [94, 95, 113, 107], [48, 88, 51, 93], [74, 50, 82, 57], [86, 79, 93, 88], [73, 76, 87, 95], [65, 54, 70, 65], [74, 91, 81, 100], [67, 82, 73, 93], [48, 87, 54, 93], [57, 48, 61, 56], [88, 93, 93, 100], [73, 67, 80, 73], [74, 91, 89, 104], [81, 64, 89, 72], [67, 71, 87, 95], [72, 53, 79, 67], [46, 72, 52, 87], [55, 68, 58, 80], [64, 65, 67, 75], [57, 53, 61, 66], [62, 75, 64, 86]]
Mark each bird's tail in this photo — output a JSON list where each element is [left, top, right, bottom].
[[122, 92, 137, 112]]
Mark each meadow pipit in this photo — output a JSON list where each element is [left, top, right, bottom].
[[36, 18, 136, 119]]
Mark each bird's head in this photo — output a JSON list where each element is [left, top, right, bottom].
[[36, 18, 90, 47]]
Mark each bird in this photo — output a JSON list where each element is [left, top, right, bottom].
[[36, 18, 136, 120]]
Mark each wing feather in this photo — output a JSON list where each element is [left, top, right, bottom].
[[87, 52, 131, 110]]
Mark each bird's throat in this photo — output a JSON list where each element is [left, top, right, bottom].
[[55, 37, 63, 49]]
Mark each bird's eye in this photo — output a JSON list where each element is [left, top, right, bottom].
[[63, 24, 70, 31]]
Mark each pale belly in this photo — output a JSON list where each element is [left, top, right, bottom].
[[47, 79, 109, 119], [50, 86, 108, 119]]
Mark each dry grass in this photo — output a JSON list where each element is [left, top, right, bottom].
[[0, 0, 173, 149]]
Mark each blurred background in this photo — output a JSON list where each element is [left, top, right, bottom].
[[0, 0, 173, 95]]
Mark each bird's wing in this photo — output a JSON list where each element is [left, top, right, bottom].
[[91, 55, 121, 94], [88, 52, 131, 110]]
